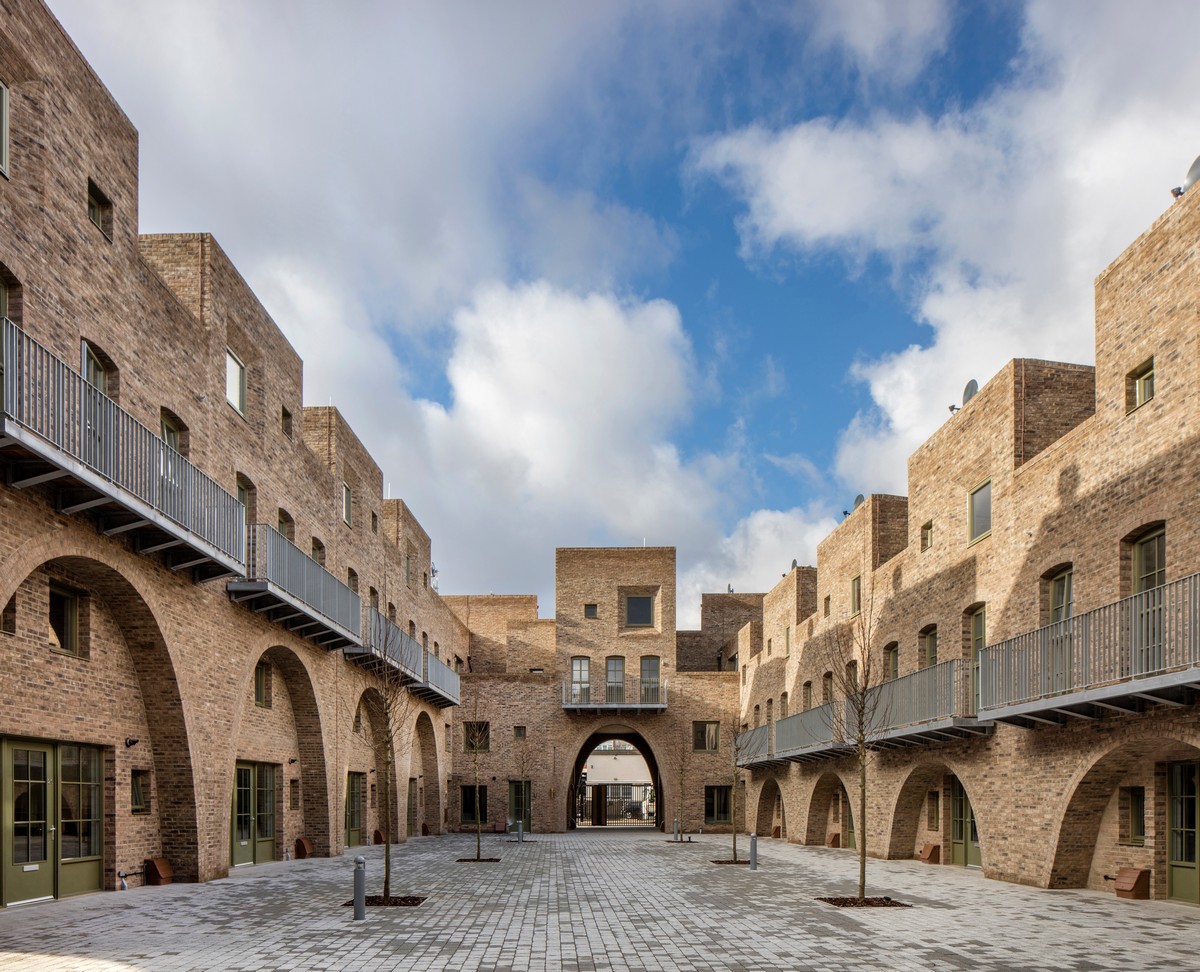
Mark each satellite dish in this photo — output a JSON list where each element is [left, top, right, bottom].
[[963, 379, 979, 405], [1184, 154, 1200, 193], [852, 493, 865, 509], [791, 558, 798, 570]]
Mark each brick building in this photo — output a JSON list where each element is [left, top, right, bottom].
[[3, 0, 1200, 912]]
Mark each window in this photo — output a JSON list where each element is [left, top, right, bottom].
[[802, 681, 812, 710], [766, 637, 772, 656], [254, 660, 271, 707], [969, 480, 992, 543], [58, 746, 101, 859], [845, 660, 858, 688], [2, 594, 14, 634], [290, 779, 301, 810], [160, 409, 188, 458], [277, 509, 295, 543], [625, 595, 653, 627], [455, 655, 465, 673], [1134, 529, 1166, 593], [371, 511, 378, 534], [131, 769, 151, 814], [464, 721, 490, 752], [884, 643, 899, 680], [753, 705, 760, 728], [606, 656, 625, 703], [514, 725, 526, 740], [226, 349, 246, 414], [1126, 358, 1155, 412], [48, 585, 79, 655], [927, 790, 940, 829], [368, 588, 379, 612], [640, 656, 660, 703], [461, 785, 487, 824], [86, 179, 112, 239], [823, 595, 831, 617], [693, 721, 720, 751], [920, 626, 938, 668], [780, 692, 788, 718], [705, 785, 732, 824], [920, 520, 934, 551], [346, 569, 359, 594], [423, 571, 428, 588], [850, 576, 862, 616], [821, 672, 833, 703], [236, 474, 256, 523], [1119, 786, 1146, 846], [1049, 568, 1073, 622], [370, 783, 377, 809], [342, 483, 353, 526], [353, 706, 362, 733], [311, 538, 326, 566], [584, 603, 598, 619], [785, 626, 791, 656], [83, 341, 111, 394], [0, 79, 8, 177], [970, 606, 986, 662], [281, 406, 293, 438]]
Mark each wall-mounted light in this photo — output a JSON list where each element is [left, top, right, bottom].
[[287, 758, 298, 765], [124, 738, 139, 748]]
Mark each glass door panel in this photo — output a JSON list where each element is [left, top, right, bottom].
[[346, 772, 364, 846], [231, 763, 254, 866], [1169, 761, 1198, 902], [3, 742, 56, 904], [255, 764, 276, 864]]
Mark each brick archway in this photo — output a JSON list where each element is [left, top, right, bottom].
[[566, 724, 664, 831], [412, 711, 441, 835], [804, 769, 853, 846], [755, 776, 786, 838], [885, 760, 953, 860]]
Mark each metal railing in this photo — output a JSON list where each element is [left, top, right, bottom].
[[979, 572, 1200, 711], [2, 318, 245, 564], [738, 725, 771, 761], [865, 659, 970, 734], [363, 609, 422, 679], [774, 703, 843, 754], [562, 677, 667, 707], [244, 523, 361, 637], [425, 651, 461, 705]]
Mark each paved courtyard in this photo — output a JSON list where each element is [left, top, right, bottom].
[[0, 831, 1197, 971]]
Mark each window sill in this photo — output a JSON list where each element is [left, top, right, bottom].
[[1125, 398, 1154, 416], [49, 645, 84, 659], [967, 530, 991, 548]]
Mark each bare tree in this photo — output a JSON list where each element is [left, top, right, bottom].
[[666, 727, 693, 839], [461, 691, 490, 860], [815, 587, 884, 901], [729, 719, 748, 862], [511, 731, 534, 839]]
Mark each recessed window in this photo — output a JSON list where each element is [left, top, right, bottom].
[[48, 585, 80, 655], [311, 537, 325, 566], [131, 769, 151, 814], [884, 643, 899, 681], [514, 725, 526, 740], [850, 575, 862, 616], [281, 406, 293, 438], [802, 680, 812, 710], [920, 625, 938, 668], [968, 480, 992, 543], [353, 706, 362, 733], [464, 721, 490, 752], [570, 657, 590, 702], [625, 595, 653, 627], [86, 178, 113, 239], [821, 671, 833, 703], [371, 511, 378, 534], [254, 660, 272, 708], [346, 569, 359, 594], [927, 790, 940, 829], [583, 603, 598, 619], [780, 692, 788, 718], [423, 571, 428, 589], [1126, 358, 1155, 413], [705, 785, 732, 824], [226, 349, 246, 414], [1134, 529, 1166, 594], [785, 626, 791, 656], [2, 594, 14, 634], [160, 409, 188, 459], [752, 704, 760, 728], [290, 779, 301, 810], [823, 595, 831, 617], [342, 483, 353, 526], [606, 656, 626, 703], [920, 520, 934, 551], [1119, 786, 1146, 846], [461, 785, 487, 824], [1049, 568, 1074, 623], [693, 721, 719, 751], [277, 508, 295, 543], [82, 340, 114, 396], [766, 637, 772, 656], [0, 79, 9, 177]]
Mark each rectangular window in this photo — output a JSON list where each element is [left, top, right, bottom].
[[1050, 569, 1074, 622], [802, 681, 812, 710], [225, 350, 246, 414], [48, 585, 79, 655], [884, 645, 898, 681], [281, 406, 293, 437], [342, 483, 353, 526], [704, 785, 732, 824], [461, 785, 488, 824], [625, 595, 653, 627], [59, 746, 102, 859], [822, 672, 833, 703], [606, 656, 625, 703], [254, 660, 271, 707], [927, 790, 940, 830], [1134, 530, 1166, 593], [785, 626, 791, 656], [86, 179, 113, 239], [921, 628, 938, 668], [1119, 786, 1146, 846], [692, 721, 720, 752], [514, 725, 526, 740], [969, 480, 992, 542], [1126, 358, 1155, 412], [0, 79, 8, 177], [464, 721, 490, 752], [583, 603, 598, 619], [850, 575, 862, 616], [640, 656, 660, 703], [766, 637, 772, 656], [131, 769, 151, 814], [371, 511, 378, 534], [920, 520, 934, 551]]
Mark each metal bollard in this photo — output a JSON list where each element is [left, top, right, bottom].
[[353, 856, 366, 921], [517, 820, 524, 843], [673, 817, 679, 842], [750, 833, 758, 871]]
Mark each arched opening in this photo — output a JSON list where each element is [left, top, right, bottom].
[[755, 777, 787, 839], [886, 761, 980, 867], [804, 771, 854, 849], [567, 725, 663, 831], [408, 711, 441, 837], [1049, 735, 1200, 900], [347, 689, 400, 848]]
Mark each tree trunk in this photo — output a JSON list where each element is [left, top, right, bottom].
[[858, 739, 867, 901], [473, 749, 482, 860], [383, 759, 392, 900]]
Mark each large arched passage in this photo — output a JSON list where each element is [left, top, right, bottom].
[[567, 725, 664, 830], [410, 711, 441, 836], [755, 776, 787, 839], [805, 770, 854, 848]]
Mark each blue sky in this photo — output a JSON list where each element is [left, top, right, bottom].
[[50, 1, 1200, 625]]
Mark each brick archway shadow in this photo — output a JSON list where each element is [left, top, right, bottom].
[[413, 711, 441, 835], [755, 776, 786, 839], [885, 760, 954, 860], [804, 769, 852, 846], [1048, 733, 1200, 888], [354, 688, 399, 844]]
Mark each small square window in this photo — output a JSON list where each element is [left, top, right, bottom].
[[464, 721, 490, 752], [48, 585, 79, 655], [254, 660, 272, 708], [86, 179, 113, 239], [920, 520, 933, 551], [226, 350, 246, 414], [969, 480, 992, 543], [461, 785, 487, 824], [281, 406, 293, 438], [1126, 358, 1155, 413], [342, 483, 353, 526], [514, 725, 526, 740], [584, 603, 598, 619], [131, 769, 151, 815], [692, 721, 720, 752]]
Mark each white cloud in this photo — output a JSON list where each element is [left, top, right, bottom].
[[804, 0, 952, 85], [694, 0, 1200, 495]]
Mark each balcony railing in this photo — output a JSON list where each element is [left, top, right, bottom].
[[227, 524, 361, 649], [737, 703, 850, 767], [345, 609, 423, 680], [562, 677, 667, 711], [979, 572, 1200, 726], [863, 659, 991, 746], [1, 318, 244, 578], [414, 651, 460, 708]]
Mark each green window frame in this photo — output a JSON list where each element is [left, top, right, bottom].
[[48, 584, 80, 656], [692, 721, 720, 752], [464, 721, 490, 752], [968, 480, 992, 543], [1050, 568, 1073, 622], [884, 643, 899, 681], [254, 660, 271, 708], [60, 745, 102, 860], [705, 785, 732, 824], [131, 768, 151, 814], [225, 349, 246, 414], [1119, 786, 1145, 846], [1134, 530, 1166, 593], [921, 626, 938, 668], [0, 79, 8, 177], [625, 595, 653, 627], [1126, 358, 1155, 412], [850, 575, 862, 616]]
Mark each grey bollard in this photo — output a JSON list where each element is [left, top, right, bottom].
[[673, 817, 679, 842], [750, 833, 758, 871], [353, 855, 366, 920], [517, 820, 524, 843]]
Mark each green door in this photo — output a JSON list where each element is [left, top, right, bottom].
[[843, 789, 855, 850], [231, 763, 255, 866], [255, 765, 276, 864], [951, 778, 982, 867], [1168, 761, 1199, 902], [57, 744, 103, 897], [3, 741, 56, 904], [508, 781, 532, 833], [406, 778, 417, 837], [346, 772, 365, 847]]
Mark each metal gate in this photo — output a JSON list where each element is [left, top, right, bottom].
[[575, 783, 655, 828]]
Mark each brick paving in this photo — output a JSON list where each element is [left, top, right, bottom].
[[0, 831, 1197, 971]]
